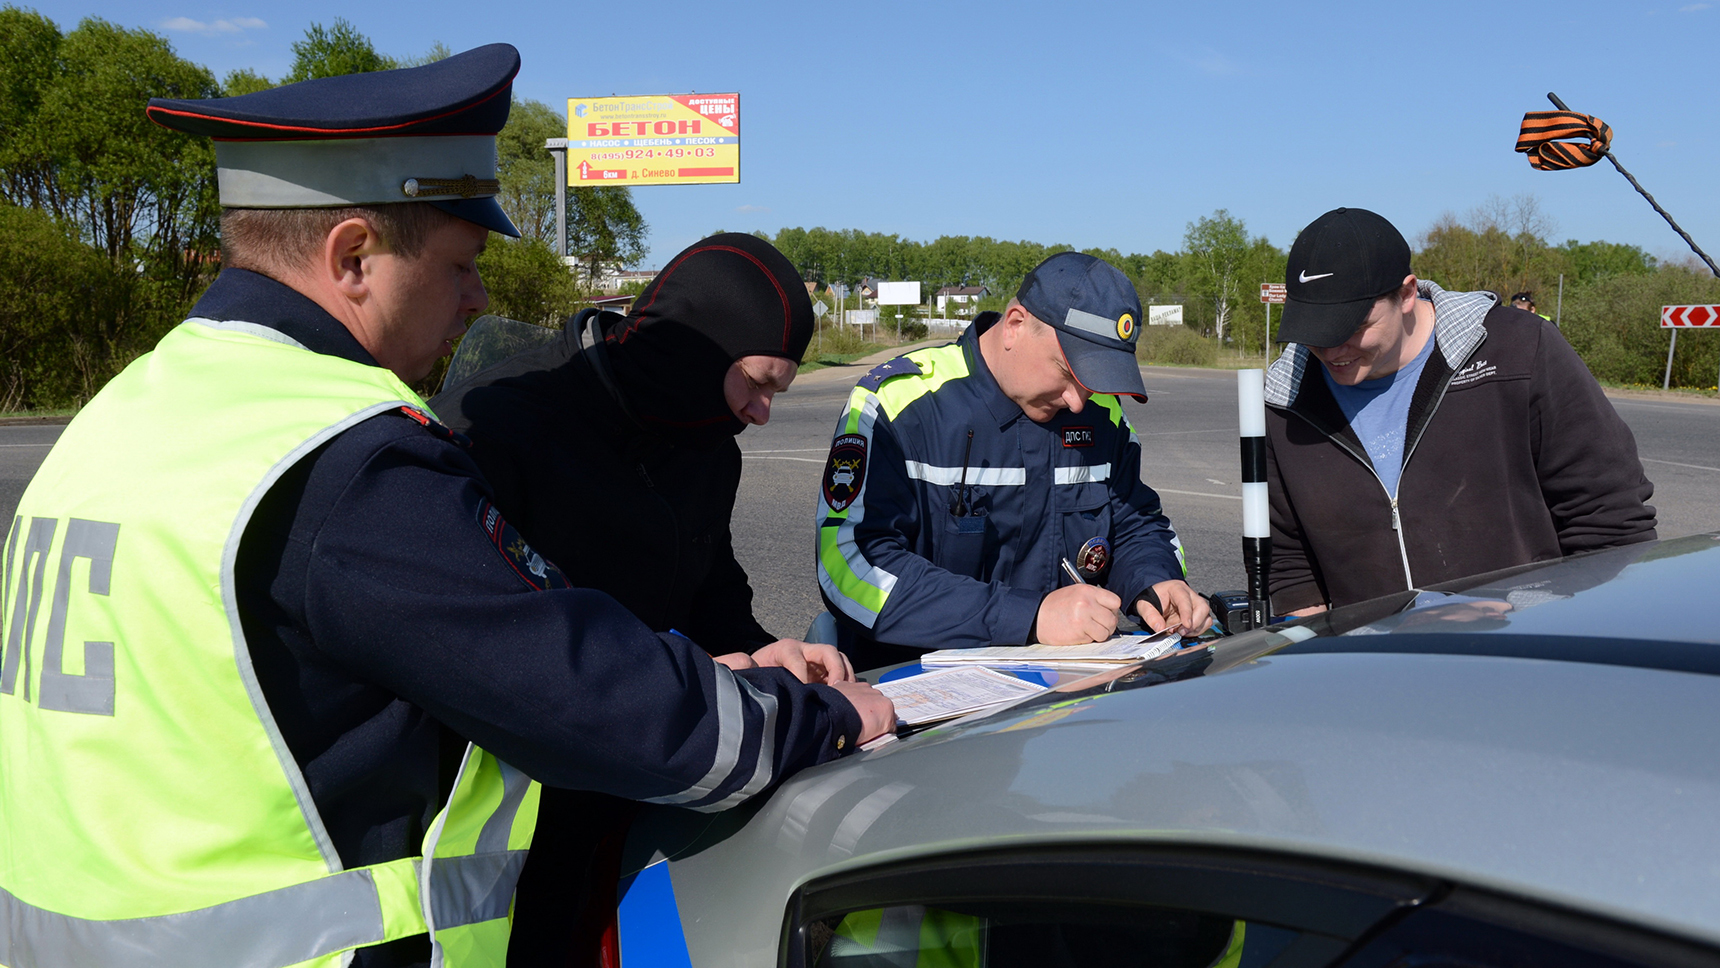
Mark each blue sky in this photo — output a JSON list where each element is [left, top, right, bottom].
[[31, 0, 1720, 271]]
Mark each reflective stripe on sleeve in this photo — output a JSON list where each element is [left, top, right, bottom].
[[817, 391, 900, 627], [641, 664, 744, 806], [687, 676, 780, 812]]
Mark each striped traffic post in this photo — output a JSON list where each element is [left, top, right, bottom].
[[1238, 369, 1270, 629]]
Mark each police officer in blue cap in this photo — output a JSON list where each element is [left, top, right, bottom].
[[816, 251, 1211, 670], [0, 44, 891, 968]]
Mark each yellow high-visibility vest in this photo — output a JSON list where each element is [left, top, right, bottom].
[[0, 318, 539, 967]]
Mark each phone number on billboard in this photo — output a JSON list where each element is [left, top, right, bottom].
[[591, 148, 721, 161]]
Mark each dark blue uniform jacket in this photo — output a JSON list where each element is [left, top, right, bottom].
[[203, 270, 859, 967], [816, 315, 1186, 667]]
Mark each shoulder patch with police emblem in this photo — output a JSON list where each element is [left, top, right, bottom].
[[822, 434, 868, 512], [478, 499, 570, 591], [1116, 312, 1136, 341]]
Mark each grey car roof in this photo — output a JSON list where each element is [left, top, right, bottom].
[[629, 534, 1720, 967]]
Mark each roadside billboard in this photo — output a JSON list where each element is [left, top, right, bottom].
[[876, 282, 921, 305], [566, 93, 739, 186], [1147, 305, 1184, 326]]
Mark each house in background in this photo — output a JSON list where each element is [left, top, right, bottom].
[[593, 267, 657, 293], [935, 285, 988, 316]]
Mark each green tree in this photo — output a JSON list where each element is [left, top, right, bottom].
[[284, 18, 395, 82], [221, 68, 273, 96], [1183, 210, 1252, 342], [487, 96, 648, 282], [1560, 264, 1720, 388], [1225, 237, 1289, 358], [26, 18, 220, 366], [398, 42, 451, 68], [0, 7, 65, 214], [0, 204, 123, 409], [1412, 195, 1567, 298], [566, 184, 647, 283], [1556, 239, 1656, 285], [476, 236, 586, 328], [494, 98, 564, 244]]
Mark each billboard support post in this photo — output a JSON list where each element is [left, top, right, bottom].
[[544, 138, 568, 258]]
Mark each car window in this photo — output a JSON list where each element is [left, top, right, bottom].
[[808, 902, 1304, 968]]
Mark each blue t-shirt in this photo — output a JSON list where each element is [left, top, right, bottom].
[[1321, 330, 1437, 498]]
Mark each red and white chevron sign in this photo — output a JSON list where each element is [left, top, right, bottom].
[[1661, 304, 1720, 327]]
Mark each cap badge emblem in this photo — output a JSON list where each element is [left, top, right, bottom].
[[1116, 312, 1136, 341], [1297, 270, 1334, 283], [403, 175, 500, 199]]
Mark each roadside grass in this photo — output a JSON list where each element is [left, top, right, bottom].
[[0, 408, 78, 422]]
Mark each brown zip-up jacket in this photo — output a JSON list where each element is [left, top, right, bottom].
[[1264, 282, 1657, 612]]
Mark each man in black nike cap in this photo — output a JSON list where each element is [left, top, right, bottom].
[[1261, 207, 1656, 616]]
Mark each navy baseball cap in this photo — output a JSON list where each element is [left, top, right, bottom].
[[147, 44, 521, 237], [1016, 252, 1145, 398], [1278, 207, 1412, 347]]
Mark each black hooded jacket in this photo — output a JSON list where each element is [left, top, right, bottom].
[[432, 234, 815, 965], [434, 233, 815, 652]]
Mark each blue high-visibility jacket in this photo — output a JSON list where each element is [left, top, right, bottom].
[[816, 314, 1186, 654]]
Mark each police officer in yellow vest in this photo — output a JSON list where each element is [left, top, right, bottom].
[[0, 45, 893, 968]]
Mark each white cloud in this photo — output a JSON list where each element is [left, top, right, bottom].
[[734, 204, 770, 213], [161, 16, 268, 37], [1679, 3, 1709, 11]]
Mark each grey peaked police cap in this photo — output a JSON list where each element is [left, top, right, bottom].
[[146, 44, 522, 237]]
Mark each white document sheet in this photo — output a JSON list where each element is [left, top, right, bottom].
[[919, 628, 1183, 668], [876, 666, 1049, 726]]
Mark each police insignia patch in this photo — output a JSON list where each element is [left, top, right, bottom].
[[1076, 536, 1111, 577], [822, 434, 868, 512], [479, 500, 570, 591], [1116, 313, 1136, 341], [1062, 426, 1094, 448]]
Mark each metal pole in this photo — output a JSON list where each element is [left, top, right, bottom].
[[1264, 300, 1271, 360], [1663, 328, 1678, 391], [545, 138, 569, 258], [1238, 369, 1271, 630], [1548, 93, 1720, 279], [1555, 273, 1564, 328]]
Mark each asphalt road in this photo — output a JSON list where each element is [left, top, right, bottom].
[[0, 372, 1716, 641]]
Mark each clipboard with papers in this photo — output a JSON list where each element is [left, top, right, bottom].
[[861, 629, 1201, 749]]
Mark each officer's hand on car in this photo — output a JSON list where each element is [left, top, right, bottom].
[[1137, 580, 1213, 634], [747, 639, 856, 684], [829, 680, 897, 744], [1035, 584, 1123, 645]]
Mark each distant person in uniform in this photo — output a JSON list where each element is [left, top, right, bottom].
[[0, 45, 891, 968], [1510, 290, 1552, 321], [816, 251, 1210, 671], [1265, 208, 1655, 615]]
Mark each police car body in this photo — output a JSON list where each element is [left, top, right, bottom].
[[614, 533, 1720, 968]]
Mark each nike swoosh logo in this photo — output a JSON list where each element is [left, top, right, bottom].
[[1298, 271, 1334, 283]]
